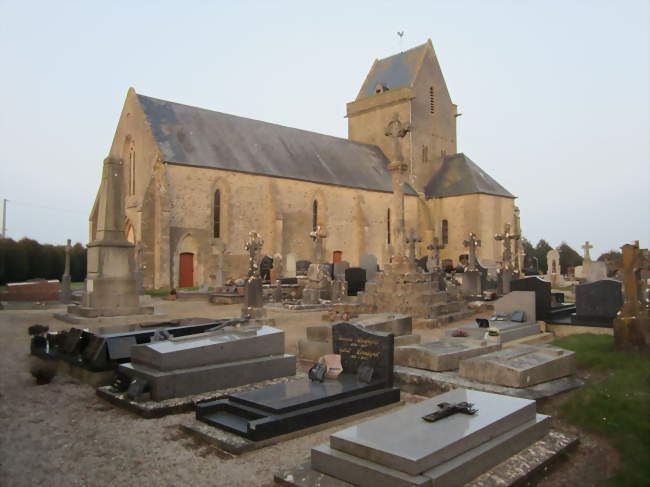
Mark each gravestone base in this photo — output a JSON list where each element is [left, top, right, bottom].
[[460, 271, 483, 299], [459, 344, 576, 388]]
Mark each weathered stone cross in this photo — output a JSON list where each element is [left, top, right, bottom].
[[244, 231, 264, 278], [494, 223, 520, 269], [309, 225, 328, 263], [463, 232, 481, 271], [406, 228, 422, 264], [385, 114, 411, 261], [582, 241, 593, 262], [427, 236, 445, 271]]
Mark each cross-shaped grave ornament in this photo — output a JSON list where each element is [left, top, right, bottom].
[[405, 228, 422, 264], [582, 241, 593, 262], [463, 232, 481, 272], [244, 231, 264, 278], [309, 225, 328, 263], [427, 236, 445, 272], [494, 223, 520, 270], [422, 401, 478, 422]]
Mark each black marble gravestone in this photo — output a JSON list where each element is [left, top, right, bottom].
[[296, 260, 312, 276], [511, 276, 575, 321], [195, 322, 399, 441], [571, 279, 623, 327], [259, 255, 273, 281], [345, 267, 366, 296]]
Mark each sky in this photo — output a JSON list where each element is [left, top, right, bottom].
[[0, 0, 648, 259]]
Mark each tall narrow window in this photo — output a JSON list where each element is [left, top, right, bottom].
[[213, 190, 221, 238], [442, 219, 449, 245], [422, 145, 428, 164], [429, 86, 435, 114], [129, 145, 136, 195], [387, 208, 391, 245], [312, 200, 318, 231]]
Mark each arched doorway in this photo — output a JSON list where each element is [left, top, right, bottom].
[[179, 252, 194, 288]]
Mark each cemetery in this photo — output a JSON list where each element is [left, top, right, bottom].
[[1, 9, 649, 487]]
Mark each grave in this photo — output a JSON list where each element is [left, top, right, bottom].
[[586, 260, 608, 283], [195, 322, 400, 441], [118, 324, 296, 401], [298, 313, 419, 361], [345, 267, 366, 296], [446, 291, 540, 343], [359, 253, 378, 282], [1, 279, 61, 302], [395, 338, 500, 371], [570, 279, 623, 326], [288, 388, 555, 487], [333, 261, 350, 281], [296, 260, 312, 277], [511, 276, 575, 321], [459, 344, 576, 388], [546, 248, 562, 286]]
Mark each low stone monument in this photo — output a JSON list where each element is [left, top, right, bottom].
[[614, 241, 650, 354], [460, 232, 483, 299], [196, 322, 400, 440], [395, 338, 500, 371], [295, 388, 555, 487], [118, 324, 296, 401], [460, 344, 576, 387], [68, 157, 152, 318], [303, 226, 332, 304]]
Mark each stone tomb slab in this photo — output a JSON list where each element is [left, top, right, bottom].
[[445, 321, 541, 343], [323, 389, 538, 476], [494, 291, 536, 323], [459, 344, 576, 388], [196, 322, 400, 441], [395, 338, 500, 371]]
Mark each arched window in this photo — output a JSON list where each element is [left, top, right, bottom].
[[442, 219, 449, 245], [429, 86, 435, 114], [213, 190, 221, 238], [387, 208, 391, 245], [312, 200, 318, 231]]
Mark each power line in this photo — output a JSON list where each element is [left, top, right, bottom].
[[8, 199, 87, 215]]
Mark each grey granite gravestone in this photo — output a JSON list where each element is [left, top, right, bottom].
[[310, 388, 550, 486], [359, 254, 378, 282], [573, 279, 623, 325], [118, 325, 296, 401], [333, 261, 350, 281]]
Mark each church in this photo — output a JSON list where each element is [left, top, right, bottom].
[[89, 39, 517, 289]]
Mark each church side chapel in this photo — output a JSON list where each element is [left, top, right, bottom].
[[89, 39, 517, 289]]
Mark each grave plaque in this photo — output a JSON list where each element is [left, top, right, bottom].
[[333, 322, 394, 386]]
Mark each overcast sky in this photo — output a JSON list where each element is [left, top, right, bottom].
[[0, 0, 647, 258]]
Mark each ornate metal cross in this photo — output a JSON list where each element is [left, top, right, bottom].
[[494, 223, 520, 269], [427, 236, 445, 271], [463, 232, 481, 271], [244, 231, 264, 278]]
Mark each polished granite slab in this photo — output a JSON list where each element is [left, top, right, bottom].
[[329, 388, 536, 475], [130, 325, 284, 371], [229, 374, 383, 414]]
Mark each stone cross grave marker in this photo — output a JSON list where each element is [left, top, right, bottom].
[[494, 223, 520, 270], [405, 228, 422, 266], [243, 231, 264, 315], [427, 236, 445, 272], [582, 241, 593, 262], [309, 225, 328, 263], [463, 232, 481, 272]]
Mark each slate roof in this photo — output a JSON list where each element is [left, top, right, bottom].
[[357, 42, 428, 99], [424, 153, 515, 199], [137, 93, 417, 195]]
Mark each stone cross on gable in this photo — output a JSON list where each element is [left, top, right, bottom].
[[309, 225, 328, 263], [463, 232, 481, 271], [582, 241, 593, 262], [427, 236, 445, 271], [494, 223, 520, 269], [405, 228, 422, 264], [244, 231, 264, 278]]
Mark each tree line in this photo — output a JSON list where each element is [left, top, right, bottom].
[[521, 238, 620, 275], [0, 238, 87, 285]]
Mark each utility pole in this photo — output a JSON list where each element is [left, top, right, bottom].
[[0, 198, 6, 238]]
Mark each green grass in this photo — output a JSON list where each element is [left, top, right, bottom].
[[552, 334, 650, 486], [145, 288, 171, 296]]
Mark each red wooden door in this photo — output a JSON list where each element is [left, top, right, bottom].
[[179, 253, 194, 288]]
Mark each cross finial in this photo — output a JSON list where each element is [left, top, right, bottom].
[[244, 231, 264, 278]]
